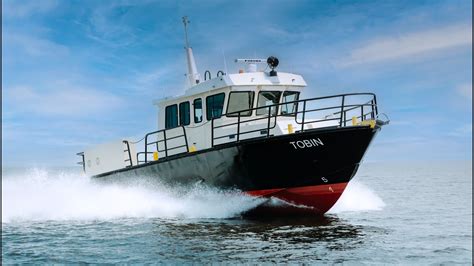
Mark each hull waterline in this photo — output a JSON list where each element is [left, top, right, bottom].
[[246, 182, 348, 215]]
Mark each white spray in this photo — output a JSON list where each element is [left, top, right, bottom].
[[328, 181, 386, 213], [2, 168, 385, 223], [2, 168, 264, 222]]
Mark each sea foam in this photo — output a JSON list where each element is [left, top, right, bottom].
[[328, 181, 385, 213], [2, 168, 384, 222], [2, 168, 264, 222]]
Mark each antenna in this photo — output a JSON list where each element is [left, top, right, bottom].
[[182, 16, 190, 49], [182, 16, 200, 88], [222, 50, 228, 74], [234, 58, 267, 73]]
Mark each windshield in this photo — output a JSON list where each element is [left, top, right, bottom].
[[281, 91, 300, 116], [226, 91, 254, 116], [256, 91, 281, 115]]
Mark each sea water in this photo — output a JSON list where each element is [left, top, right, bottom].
[[2, 161, 472, 264]]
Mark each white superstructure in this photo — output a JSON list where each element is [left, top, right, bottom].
[[153, 70, 309, 152], [78, 17, 342, 176]]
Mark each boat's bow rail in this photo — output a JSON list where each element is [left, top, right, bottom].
[[139, 93, 380, 162], [211, 92, 380, 146]]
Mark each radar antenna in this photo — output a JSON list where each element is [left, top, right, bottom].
[[182, 16, 200, 87], [234, 58, 267, 73]]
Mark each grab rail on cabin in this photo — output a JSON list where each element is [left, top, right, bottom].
[[211, 93, 378, 147], [137, 126, 189, 164]]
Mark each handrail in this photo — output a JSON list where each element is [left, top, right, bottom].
[[132, 92, 378, 167], [211, 105, 279, 142], [211, 92, 378, 146], [223, 92, 377, 117], [204, 70, 211, 81], [137, 151, 154, 164], [123, 140, 133, 167], [143, 126, 189, 163], [76, 152, 85, 172]]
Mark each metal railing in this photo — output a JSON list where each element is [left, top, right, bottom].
[[211, 93, 378, 146], [76, 152, 85, 172], [137, 126, 189, 164], [123, 140, 133, 167], [211, 105, 278, 146], [82, 93, 378, 169]]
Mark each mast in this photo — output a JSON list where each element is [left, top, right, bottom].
[[182, 16, 200, 88]]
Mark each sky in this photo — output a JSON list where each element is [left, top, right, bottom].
[[2, 0, 472, 167]]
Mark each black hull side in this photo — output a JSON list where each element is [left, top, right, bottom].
[[94, 126, 380, 191]]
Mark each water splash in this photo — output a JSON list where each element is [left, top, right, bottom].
[[2, 168, 385, 222], [2, 168, 265, 222], [328, 181, 385, 213]]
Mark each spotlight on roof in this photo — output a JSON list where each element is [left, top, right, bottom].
[[267, 56, 279, 76]]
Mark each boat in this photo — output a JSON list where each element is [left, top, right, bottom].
[[77, 17, 389, 215]]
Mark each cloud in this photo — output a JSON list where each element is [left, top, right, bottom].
[[135, 68, 172, 86], [338, 24, 472, 67], [83, 1, 154, 48], [3, 0, 59, 18], [6, 85, 124, 117], [132, 63, 184, 93], [5, 32, 69, 57]]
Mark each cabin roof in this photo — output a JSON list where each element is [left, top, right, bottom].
[[153, 71, 306, 106]]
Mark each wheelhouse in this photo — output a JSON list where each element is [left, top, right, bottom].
[[155, 72, 307, 131]]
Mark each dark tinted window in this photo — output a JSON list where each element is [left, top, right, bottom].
[[281, 91, 300, 116], [256, 91, 281, 115], [206, 93, 225, 120], [165, 104, 178, 129], [226, 91, 254, 117], [179, 101, 190, 126], [194, 98, 203, 123]]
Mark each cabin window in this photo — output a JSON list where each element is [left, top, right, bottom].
[[256, 91, 282, 115], [206, 93, 225, 120], [281, 91, 300, 116], [193, 98, 203, 123], [165, 104, 178, 129], [179, 101, 190, 126], [226, 91, 254, 117]]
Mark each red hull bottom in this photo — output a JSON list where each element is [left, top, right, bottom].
[[245, 182, 348, 215]]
